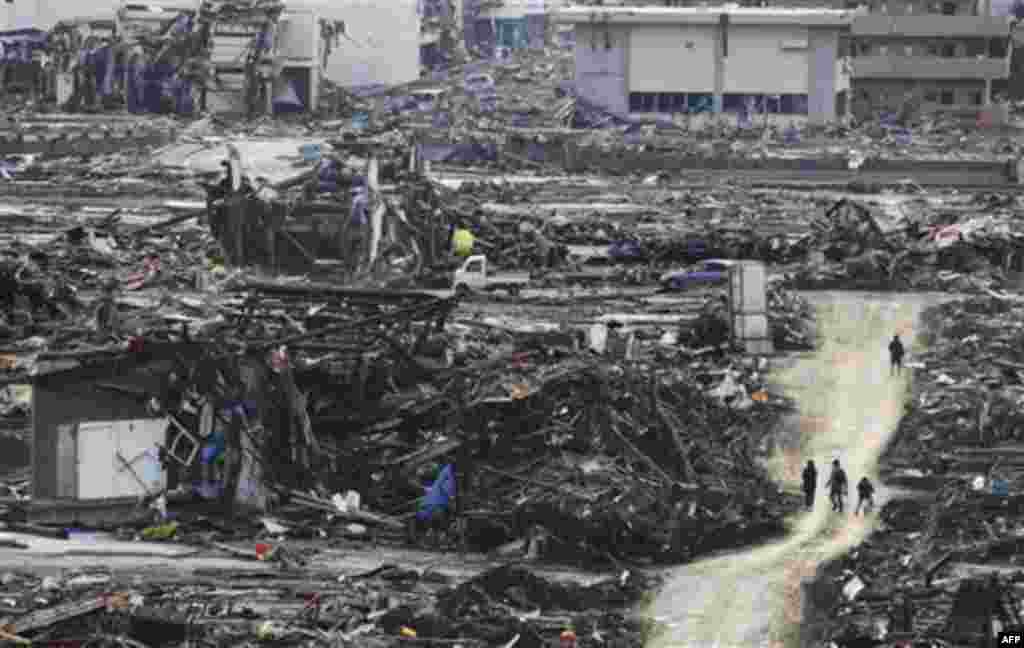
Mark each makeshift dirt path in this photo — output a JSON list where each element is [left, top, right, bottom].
[[646, 292, 941, 648]]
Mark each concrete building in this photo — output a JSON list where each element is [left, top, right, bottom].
[[847, 0, 1014, 116], [0, 0, 420, 90], [464, 0, 551, 54], [554, 5, 857, 124]]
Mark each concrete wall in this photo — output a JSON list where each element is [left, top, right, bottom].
[[724, 25, 810, 94], [574, 23, 630, 115], [629, 24, 715, 93]]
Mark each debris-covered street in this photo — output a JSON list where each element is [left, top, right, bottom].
[[3, 0, 1024, 647], [648, 293, 930, 647]]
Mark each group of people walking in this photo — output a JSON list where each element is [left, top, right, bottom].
[[793, 335, 904, 515], [802, 459, 875, 515]]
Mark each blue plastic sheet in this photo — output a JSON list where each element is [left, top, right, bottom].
[[273, 79, 304, 115], [0, 29, 46, 64], [200, 429, 226, 465], [417, 464, 455, 520], [609, 240, 641, 259], [351, 191, 369, 225], [432, 111, 451, 128], [318, 159, 339, 193]]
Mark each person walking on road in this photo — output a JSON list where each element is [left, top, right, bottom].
[[889, 334, 905, 376], [801, 460, 817, 510], [855, 476, 875, 515], [826, 459, 848, 513]]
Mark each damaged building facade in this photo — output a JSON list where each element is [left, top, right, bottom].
[[555, 5, 855, 125], [847, 0, 1014, 117], [0, 0, 421, 115]]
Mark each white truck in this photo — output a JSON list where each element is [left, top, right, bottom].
[[453, 255, 530, 297]]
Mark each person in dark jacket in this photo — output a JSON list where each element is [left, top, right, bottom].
[[801, 460, 817, 510], [889, 334, 905, 376], [855, 476, 875, 515], [825, 459, 848, 513]]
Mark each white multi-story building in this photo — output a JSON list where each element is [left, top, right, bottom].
[[555, 5, 859, 124]]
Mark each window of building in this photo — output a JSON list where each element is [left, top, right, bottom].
[[941, 43, 957, 57], [859, 41, 872, 56], [969, 90, 982, 105], [688, 94, 714, 113], [924, 89, 939, 102], [941, 1, 956, 13], [723, 93, 748, 113], [940, 90, 954, 104], [656, 92, 688, 113], [780, 94, 809, 115], [904, 44, 914, 56], [927, 42, 941, 56], [991, 38, 1008, 58], [725, 94, 811, 115], [720, 14, 729, 58], [629, 93, 656, 113], [878, 44, 889, 55], [966, 40, 986, 57]]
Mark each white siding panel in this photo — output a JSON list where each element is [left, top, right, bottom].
[[77, 419, 167, 499], [112, 420, 166, 498], [723, 25, 809, 94], [77, 421, 117, 500], [629, 24, 714, 93]]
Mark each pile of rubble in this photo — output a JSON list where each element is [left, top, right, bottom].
[[0, 561, 660, 647], [809, 296, 1024, 646], [787, 197, 1024, 292]]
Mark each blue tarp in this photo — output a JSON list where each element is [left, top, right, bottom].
[[318, 159, 339, 194], [571, 94, 631, 130], [0, 28, 46, 64], [417, 464, 455, 520], [609, 240, 642, 259], [274, 78, 306, 114], [420, 142, 498, 163], [349, 84, 391, 98], [525, 14, 546, 48], [200, 429, 226, 465], [420, 41, 442, 67], [468, 18, 495, 55], [432, 111, 451, 128]]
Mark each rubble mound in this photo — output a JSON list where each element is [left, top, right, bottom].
[[811, 295, 1024, 645]]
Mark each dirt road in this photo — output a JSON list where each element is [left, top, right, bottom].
[[646, 292, 938, 648]]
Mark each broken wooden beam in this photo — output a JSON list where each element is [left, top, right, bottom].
[[7, 595, 108, 634], [285, 490, 405, 531]]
